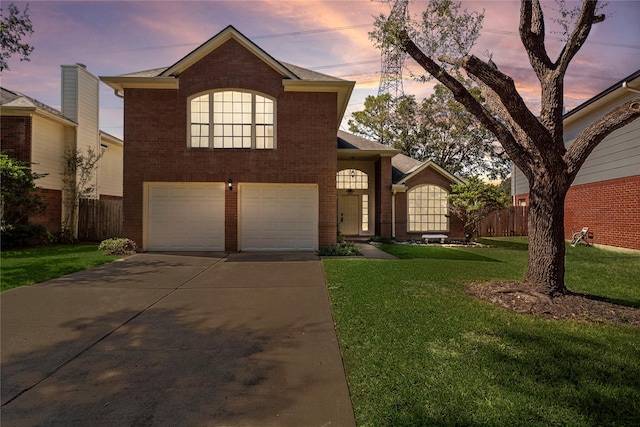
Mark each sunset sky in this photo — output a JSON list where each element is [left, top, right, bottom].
[[2, 0, 639, 140]]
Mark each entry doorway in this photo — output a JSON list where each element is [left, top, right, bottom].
[[338, 194, 360, 235]]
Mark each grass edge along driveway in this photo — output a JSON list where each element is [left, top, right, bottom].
[[1, 244, 120, 292], [323, 238, 640, 426]]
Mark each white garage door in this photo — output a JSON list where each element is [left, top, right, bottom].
[[240, 184, 318, 251], [147, 183, 225, 251]]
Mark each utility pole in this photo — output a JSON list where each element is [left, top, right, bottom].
[[377, 0, 409, 101]]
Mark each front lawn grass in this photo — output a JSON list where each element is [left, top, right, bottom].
[[1, 244, 120, 292], [324, 238, 640, 426]]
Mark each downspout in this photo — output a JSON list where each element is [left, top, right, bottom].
[[114, 89, 124, 99], [390, 184, 407, 239], [391, 189, 396, 239]]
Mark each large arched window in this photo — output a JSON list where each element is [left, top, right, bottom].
[[189, 90, 275, 149], [336, 169, 368, 189], [407, 185, 449, 232]]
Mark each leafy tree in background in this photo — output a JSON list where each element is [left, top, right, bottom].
[[0, 153, 45, 225], [499, 176, 512, 197], [349, 93, 403, 146], [448, 177, 511, 241], [348, 83, 510, 179], [415, 82, 510, 179], [371, 0, 640, 297], [0, 3, 34, 72]]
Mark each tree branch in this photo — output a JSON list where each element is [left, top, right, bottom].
[[556, 0, 604, 73], [461, 55, 550, 141], [400, 34, 531, 169], [564, 97, 640, 178], [519, 0, 553, 78]]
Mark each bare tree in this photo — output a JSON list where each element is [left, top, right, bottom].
[[60, 147, 102, 240], [372, 0, 640, 297]]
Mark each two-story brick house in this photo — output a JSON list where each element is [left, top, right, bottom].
[[101, 26, 464, 252]]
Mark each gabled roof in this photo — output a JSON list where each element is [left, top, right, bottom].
[[394, 159, 466, 186], [336, 131, 464, 185], [161, 26, 298, 79], [337, 130, 399, 156], [100, 25, 355, 126], [0, 87, 76, 126], [391, 153, 422, 183]]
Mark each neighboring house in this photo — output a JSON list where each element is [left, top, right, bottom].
[[513, 70, 640, 251], [100, 25, 464, 252], [0, 64, 123, 235]]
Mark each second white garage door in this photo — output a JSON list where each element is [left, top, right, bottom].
[[240, 184, 318, 251], [147, 183, 225, 251]]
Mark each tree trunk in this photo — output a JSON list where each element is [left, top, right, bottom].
[[524, 175, 571, 296]]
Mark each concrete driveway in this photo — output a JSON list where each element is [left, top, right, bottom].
[[1, 252, 355, 426]]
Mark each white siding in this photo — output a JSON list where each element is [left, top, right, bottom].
[[31, 116, 71, 191], [512, 86, 640, 196], [567, 108, 640, 186], [62, 64, 101, 197], [98, 141, 123, 197]]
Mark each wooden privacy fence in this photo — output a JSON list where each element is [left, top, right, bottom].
[[78, 198, 123, 241], [478, 206, 529, 237]]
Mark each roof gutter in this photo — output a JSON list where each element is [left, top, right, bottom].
[[622, 81, 640, 94]]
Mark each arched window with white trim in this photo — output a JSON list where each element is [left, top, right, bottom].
[[336, 169, 368, 189], [188, 90, 275, 149]]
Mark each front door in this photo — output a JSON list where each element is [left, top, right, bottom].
[[338, 195, 359, 235]]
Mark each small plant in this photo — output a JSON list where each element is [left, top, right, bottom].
[[98, 238, 137, 255], [369, 235, 395, 244], [318, 241, 362, 256]]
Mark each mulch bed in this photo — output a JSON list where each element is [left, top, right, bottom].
[[466, 281, 640, 328]]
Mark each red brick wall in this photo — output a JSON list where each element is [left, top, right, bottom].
[[565, 175, 640, 250], [375, 157, 393, 238], [225, 189, 238, 252], [122, 39, 338, 251], [394, 167, 465, 240], [29, 188, 62, 233], [1, 116, 32, 162]]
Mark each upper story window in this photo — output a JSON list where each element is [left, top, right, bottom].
[[408, 184, 449, 232], [189, 90, 275, 149], [337, 169, 368, 189]]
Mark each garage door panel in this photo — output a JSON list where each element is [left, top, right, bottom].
[[240, 184, 318, 251], [147, 183, 225, 251]]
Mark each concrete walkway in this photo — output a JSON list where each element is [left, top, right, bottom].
[[1, 252, 355, 426], [352, 242, 397, 260]]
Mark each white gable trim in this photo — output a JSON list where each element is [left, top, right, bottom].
[[0, 106, 77, 128], [396, 160, 466, 186], [160, 26, 298, 79]]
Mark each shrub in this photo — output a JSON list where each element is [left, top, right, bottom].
[[98, 238, 137, 255], [369, 235, 395, 244], [319, 241, 362, 256], [0, 223, 50, 250]]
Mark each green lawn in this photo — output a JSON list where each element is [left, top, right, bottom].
[[323, 238, 640, 426], [1, 244, 120, 292]]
